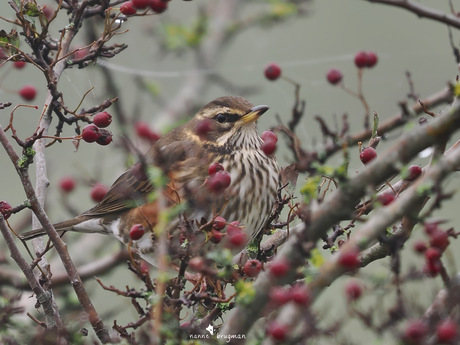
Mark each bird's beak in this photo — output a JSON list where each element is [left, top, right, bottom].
[[239, 105, 270, 124]]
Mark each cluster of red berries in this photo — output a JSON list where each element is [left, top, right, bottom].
[[413, 222, 451, 277], [81, 112, 113, 145], [326, 50, 378, 85], [403, 318, 458, 344], [269, 283, 311, 306], [207, 214, 247, 249], [0, 201, 13, 220], [120, 0, 169, 15], [354, 51, 378, 69], [206, 162, 231, 193], [261, 130, 278, 155], [266, 283, 311, 341]]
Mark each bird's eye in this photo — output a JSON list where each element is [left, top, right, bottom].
[[216, 113, 227, 123]]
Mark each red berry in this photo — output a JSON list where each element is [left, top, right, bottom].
[[13, 61, 26, 69], [405, 165, 422, 181], [129, 224, 145, 241], [227, 230, 247, 248], [42, 6, 54, 20], [207, 171, 231, 193], [226, 221, 242, 236], [290, 284, 311, 306], [73, 47, 88, 61], [365, 51, 378, 68], [0, 201, 12, 220], [436, 319, 458, 343], [424, 222, 440, 236], [338, 248, 360, 270], [120, 1, 137, 15], [90, 183, 108, 202], [149, 0, 168, 13], [326, 68, 343, 85], [430, 230, 450, 252], [354, 51, 378, 68], [59, 176, 76, 193], [345, 280, 363, 301], [359, 147, 377, 165], [140, 260, 150, 274], [424, 247, 441, 263], [261, 130, 278, 143], [267, 321, 288, 341], [269, 258, 290, 277], [96, 129, 113, 146], [243, 259, 262, 277], [180, 321, 191, 329], [423, 260, 441, 277], [195, 119, 213, 140], [81, 124, 101, 143], [212, 216, 226, 230], [264, 63, 282, 81], [19, 85, 37, 101], [209, 229, 223, 244], [93, 111, 112, 128], [188, 256, 205, 271], [269, 286, 291, 305], [354, 51, 368, 68], [378, 192, 395, 206], [208, 162, 224, 176], [413, 240, 427, 254], [403, 320, 428, 343], [132, 0, 149, 8], [261, 139, 277, 155], [134, 122, 160, 142]]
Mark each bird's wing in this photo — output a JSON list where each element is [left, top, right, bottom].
[[81, 133, 204, 218], [82, 162, 155, 217]]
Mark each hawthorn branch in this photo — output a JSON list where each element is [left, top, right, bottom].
[[261, 132, 460, 345], [0, 124, 112, 342], [221, 97, 460, 340], [0, 215, 64, 330], [365, 0, 460, 29]]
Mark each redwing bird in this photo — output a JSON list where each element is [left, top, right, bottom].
[[21, 96, 280, 265]]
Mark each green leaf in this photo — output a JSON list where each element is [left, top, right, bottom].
[[145, 81, 161, 97], [300, 176, 321, 203], [23, 3, 40, 17], [0, 30, 20, 53], [310, 248, 325, 267], [235, 280, 255, 305]]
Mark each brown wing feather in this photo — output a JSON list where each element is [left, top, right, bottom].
[[81, 162, 154, 217]]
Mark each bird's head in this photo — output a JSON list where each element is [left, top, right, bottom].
[[188, 96, 270, 149]]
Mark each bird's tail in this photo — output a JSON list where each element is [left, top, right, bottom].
[[19, 216, 90, 241]]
